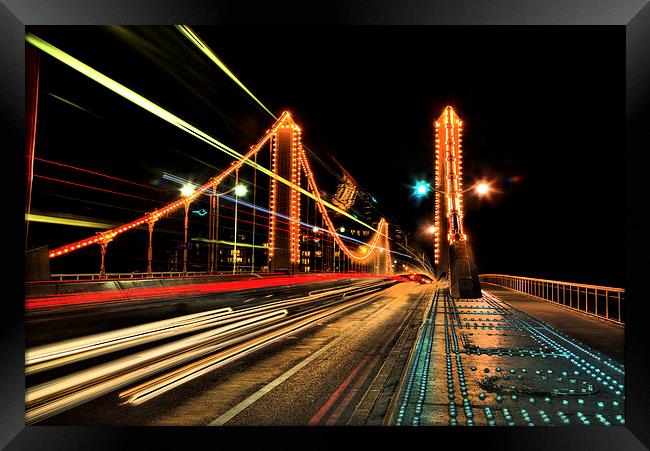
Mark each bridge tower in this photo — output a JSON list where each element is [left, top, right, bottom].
[[434, 106, 481, 298], [268, 115, 302, 273]]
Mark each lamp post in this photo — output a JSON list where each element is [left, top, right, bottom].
[[180, 183, 195, 276], [232, 182, 247, 274]]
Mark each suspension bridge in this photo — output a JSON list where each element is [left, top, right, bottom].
[[23, 27, 625, 427]]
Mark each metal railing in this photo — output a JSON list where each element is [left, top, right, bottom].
[[479, 274, 625, 325]]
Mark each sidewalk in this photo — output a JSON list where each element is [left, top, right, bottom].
[[482, 283, 624, 362]]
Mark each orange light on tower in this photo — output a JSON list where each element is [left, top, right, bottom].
[[268, 113, 302, 271], [434, 106, 467, 258]]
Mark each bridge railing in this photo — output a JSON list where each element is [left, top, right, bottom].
[[48, 271, 212, 281], [479, 274, 625, 325]]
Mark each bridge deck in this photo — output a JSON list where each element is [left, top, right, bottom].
[[482, 284, 624, 362], [390, 287, 625, 426]]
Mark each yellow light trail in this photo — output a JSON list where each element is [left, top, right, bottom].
[[176, 25, 276, 119], [48, 92, 101, 118], [25, 33, 379, 253], [191, 237, 272, 250], [26, 213, 116, 229]]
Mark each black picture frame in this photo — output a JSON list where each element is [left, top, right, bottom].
[[1, 1, 649, 449]]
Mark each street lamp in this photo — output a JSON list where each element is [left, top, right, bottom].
[[180, 183, 195, 275], [426, 225, 437, 235], [232, 183, 247, 274], [180, 184, 195, 197], [413, 181, 430, 197], [475, 182, 490, 196]]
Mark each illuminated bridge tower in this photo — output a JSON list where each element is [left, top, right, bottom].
[[434, 106, 481, 298], [268, 116, 302, 273]]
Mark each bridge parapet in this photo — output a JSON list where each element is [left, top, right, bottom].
[[480, 274, 625, 324]]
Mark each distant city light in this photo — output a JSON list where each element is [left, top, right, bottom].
[[180, 183, 195, 197], [234, 184, 248, 196], [312, 226, 319, 233], [339, 226, 346, 233]]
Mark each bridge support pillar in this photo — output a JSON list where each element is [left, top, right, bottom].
[[449, 240, 481, 299], [99, 239, 111, 279], [147, 221, 155, 277]]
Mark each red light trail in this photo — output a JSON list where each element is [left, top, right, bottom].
[[35, 157, 165, 192], [33, 174, 157, 203]]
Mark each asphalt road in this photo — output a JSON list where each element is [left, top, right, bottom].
[[26, 277, 382, 346], [30, 279, 432, 425]]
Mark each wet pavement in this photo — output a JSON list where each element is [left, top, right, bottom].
[[391, 288, 625, 426]]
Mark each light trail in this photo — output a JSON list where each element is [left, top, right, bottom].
[[176, 25, 276, 119], [173, 26, 422, 265], [25, 34, 375, 238], [47, 92, 102, 118], [25, 213, 117, 230], [175, 26, 349, 185], [31, 34, 422, 270], [25, 309, 288, 424], [34, 174, 156, 203], [162, 172, 412, 257], [36, 157, 164, 191], [26, 274, 386, 311], [191, 237, 272, 250], [26, 307, 232, 374], [26, 279, 392, 422], [119, 285, 387, 406]]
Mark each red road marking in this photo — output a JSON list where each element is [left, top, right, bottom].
[[325, 352, 381, 425], [308, 354, 371, 425], [322, 305, 416, 424]]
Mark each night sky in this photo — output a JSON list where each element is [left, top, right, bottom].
[[28, 26, 624, 286]]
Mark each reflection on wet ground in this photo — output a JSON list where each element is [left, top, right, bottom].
[[392, 289, 625, 426]]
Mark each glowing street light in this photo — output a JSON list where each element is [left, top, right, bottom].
[[339, 226, 346, 233], [234, 184, 248, 197], [475, 182, 490, 196], [413, 181, 430, 197], [426, 225, 437, 235], [180, 183, 196, 275], [180, 183, 195, 197], [312, 226, 319, 233], [233, 183, 248, 274]]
